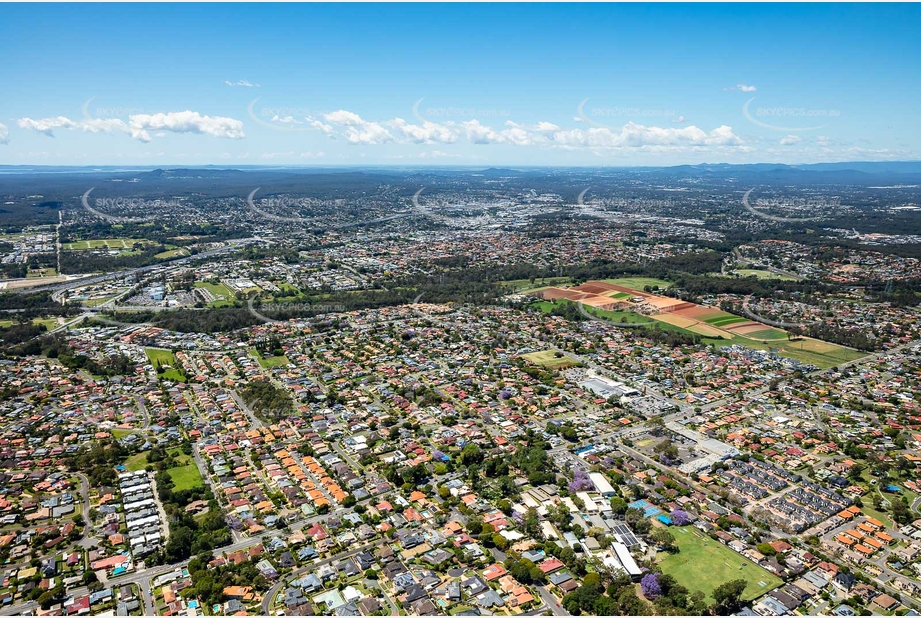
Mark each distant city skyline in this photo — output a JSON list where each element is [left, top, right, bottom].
[[1, 3, 919, 166]]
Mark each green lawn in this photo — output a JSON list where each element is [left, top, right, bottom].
[[123, 449, 202, 491], [64, 238, 155, 251], [167, 463, 203, 491], [84, 295, 119, 307], [256, 353, 289, 368], [521, 349, 577, 369], [744, 327, 791, 341], [659, 527, 782, 603], [124, 452, 149, 472], [154, 247, 188, 259], [145, 348, 186, 382], [27, 267, 58, 278], [733, 269, 800, 281], [0, 317, 61, 330], [251, 348, 289, 368], [602, 277, 673, 291], [701, 334, 866, 370]]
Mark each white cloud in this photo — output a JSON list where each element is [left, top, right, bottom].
[[17, 116, 78, 137], [460, 119, 502, 144], [534, 121, 561, 134], [0, 123, 8, 144], [277, 107, 746, 155], [18, 111, 245, 142], [128, 111, 245, 141], [270, 115, 301, 125], [725, 84, 757, 92], [321, 110, 392, 145], [387, 118, 457, 144], [224, 80, 260, 88], [780, 135, 802, 146], [260, 151, 296, 159], [550, 122, 743, 149], [343, 122, 392, 145], [323, 110, 366, 127], [500, 123, 534, 146], [419, 150, 462, 159]]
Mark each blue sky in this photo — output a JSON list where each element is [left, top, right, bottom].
[[1, 3, 919, 166]]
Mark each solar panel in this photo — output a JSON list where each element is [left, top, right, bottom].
[[610, 523, 640, 548]]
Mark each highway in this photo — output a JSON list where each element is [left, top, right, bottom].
[[10, 237, 260, 299]]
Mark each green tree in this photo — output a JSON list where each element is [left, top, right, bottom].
[[712, 579, 747, 613]]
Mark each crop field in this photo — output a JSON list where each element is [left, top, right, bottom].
[[537, 291, 865, 370], [701, 313, 749, 327]]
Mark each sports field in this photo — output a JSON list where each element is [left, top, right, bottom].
[[659, 527, 782, 603], [521, 349, 577, 369], [194, 281, 235, 307], [739, 326, 790, 341]]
